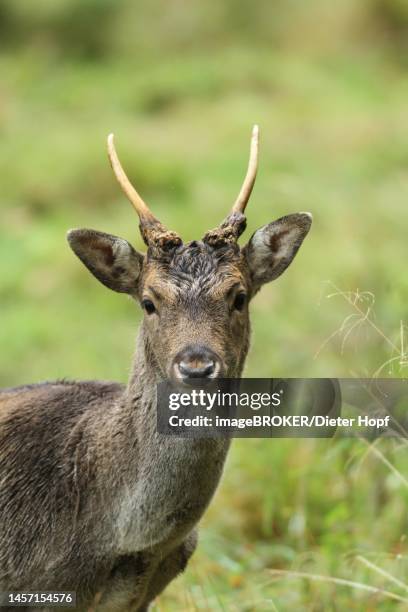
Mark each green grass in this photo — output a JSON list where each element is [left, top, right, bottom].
[[0, 2, 407, 609]]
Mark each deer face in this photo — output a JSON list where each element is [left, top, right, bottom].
[[68, 128, 312, 380], [139, 241, 249, 379]]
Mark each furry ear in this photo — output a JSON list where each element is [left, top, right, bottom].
[[243, 213, 312, 294], [67, 229, 143, 294]]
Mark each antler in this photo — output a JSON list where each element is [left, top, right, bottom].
[[231, 124, 259, 215], [203, 125, 259, 246], [107, 134, 181, 250]]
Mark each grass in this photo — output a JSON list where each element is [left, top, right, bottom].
[[0, 2, 407, 609]]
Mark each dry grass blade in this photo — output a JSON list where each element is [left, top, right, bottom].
[[267, 569, 408, 604], [315, 282, 408, 377], [356, 555, 408, 593], [362, 440, 408, 490], [314, 313, 360, 359]]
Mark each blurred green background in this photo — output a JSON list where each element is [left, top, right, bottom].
[[0, 1, 407, 610]]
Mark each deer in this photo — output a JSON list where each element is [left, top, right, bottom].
[[0, 126, 312, 611]]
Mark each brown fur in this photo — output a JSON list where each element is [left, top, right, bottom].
[[0, 213, 311, 611]]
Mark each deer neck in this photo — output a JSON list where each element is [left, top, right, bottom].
[[116, 325, 231, 552], [127, 324, 164, 394]]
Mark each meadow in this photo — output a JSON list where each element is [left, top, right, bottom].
[[0, 1, 407, 609]]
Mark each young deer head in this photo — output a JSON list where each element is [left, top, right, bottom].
[[68, 127, 311, 381]]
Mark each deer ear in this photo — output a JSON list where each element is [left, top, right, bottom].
[[67, 229, 143, 294], [243, 213, 312, 294]]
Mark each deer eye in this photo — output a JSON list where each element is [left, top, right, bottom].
[[233, 292, 246, 312], [141, 299, 156, 315]]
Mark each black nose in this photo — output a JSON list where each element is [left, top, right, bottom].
[[174, 345, 221, 379], [179, 360, 214, 378]]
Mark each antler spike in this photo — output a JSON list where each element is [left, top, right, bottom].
[[231, 124, 259, 215], [107, 134, 182, 251], [107, 134, 158, 224], [203, 125, 259, 247]]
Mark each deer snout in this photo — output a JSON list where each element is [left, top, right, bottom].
[[172, 345, 223, 380]]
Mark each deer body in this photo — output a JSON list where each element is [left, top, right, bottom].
[[0, 127, 311, 610], [0, 322, 231, 610]]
